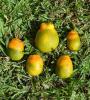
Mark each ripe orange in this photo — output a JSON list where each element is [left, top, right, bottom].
[[56, 55, 73, 79], [35, 22, 59, 53], [7, 38, 24, 61], [26, 54, 44, 76], [67, 30, 81, 51]]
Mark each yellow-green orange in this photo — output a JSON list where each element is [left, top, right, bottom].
[[35, 22, 59, 53], [67, 30, 81, 51], [26, 55, 44, 76], [56, 55, 73, 79], [7, 38, 24, 61]]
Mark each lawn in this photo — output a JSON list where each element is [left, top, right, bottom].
[[0, 0, 90, 99]]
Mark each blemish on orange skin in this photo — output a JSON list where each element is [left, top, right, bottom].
[[8, 38, 24, 51], [27, 55, 43, 64], [67, 30, 79, 40]]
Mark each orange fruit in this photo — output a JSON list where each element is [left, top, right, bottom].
[[56, 55, 73, 79], [7, 38, 24, 61], [67, 30, 81, 51], [26, 54, 44, 76], [35, 22, 59, 53]]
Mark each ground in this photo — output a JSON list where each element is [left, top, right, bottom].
[[0, 0, 90, 100]]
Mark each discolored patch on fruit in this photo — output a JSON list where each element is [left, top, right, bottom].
[[8, 38, 24, 51], [67, 30, 79, 40], [39, 22, 55, 32], [26, 55, 44, 76], [57, 55, 73, 67], [27, 55, 43, 64], [35, 23, 59, 53], [67, 30, 81, 51], [56, 55, 73, 79]]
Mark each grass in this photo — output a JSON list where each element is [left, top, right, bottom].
[[0, 0, 90, 99]]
